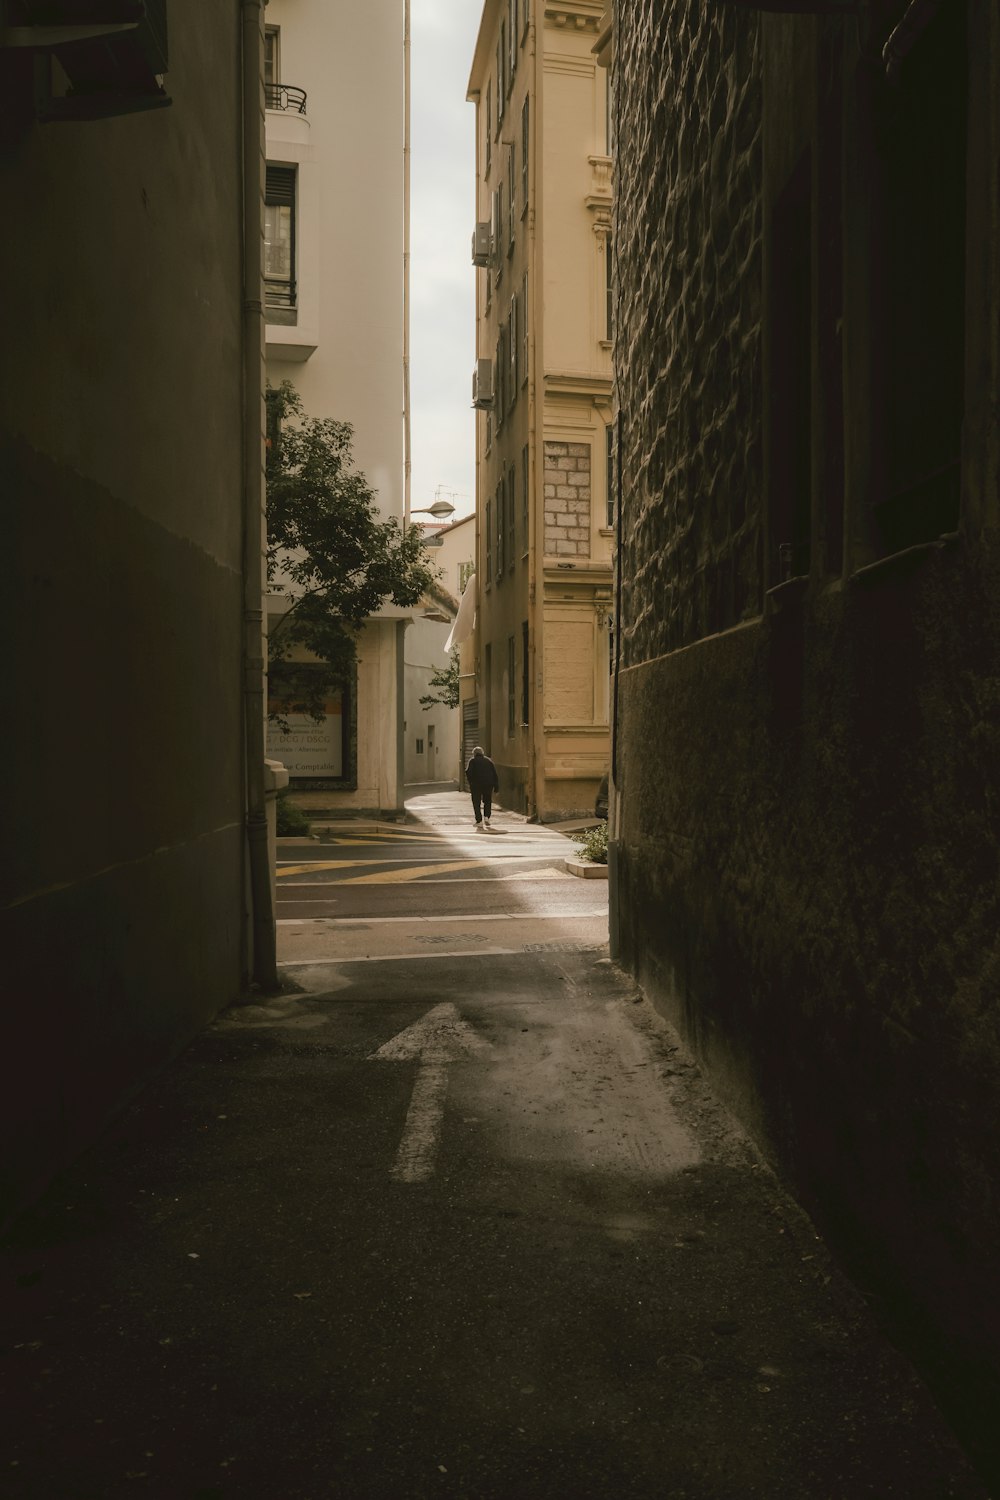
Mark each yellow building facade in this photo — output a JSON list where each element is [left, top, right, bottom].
[[467, 0, 613, 820]]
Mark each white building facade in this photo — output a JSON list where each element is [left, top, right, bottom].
[[263, 0, 410, 812], [403, 514, 476, 785]]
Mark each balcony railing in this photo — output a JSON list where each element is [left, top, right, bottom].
[[265, 83, 307, 115], [265, 275, 297, 310]]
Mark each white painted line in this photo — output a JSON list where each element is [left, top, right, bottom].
[[277, 944, 606, 967], [277, 910, 606, 926], [369, 1004, 493, 1183], [277, 852, 565, 866], [391, 1061, 449, 1182]]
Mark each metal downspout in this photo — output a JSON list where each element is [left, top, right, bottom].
[[608, 8, 622, 959], [241, 0, 278, 990], [403, 0, 412, 524], [526, 3, 540, 822]]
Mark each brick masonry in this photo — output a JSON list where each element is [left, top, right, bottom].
[[615, 0, 762, 665], [613, 0, 1000, 1472], [544, 441, 592, 557]]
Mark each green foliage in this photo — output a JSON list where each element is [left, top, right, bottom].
[[266, 381, 436, 723], [573, 822, 609, 864], [419, 649, 460, 711], [275, 792, 311, 837]]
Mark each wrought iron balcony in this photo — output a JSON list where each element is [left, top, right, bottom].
[[265, 83, 307, 115]]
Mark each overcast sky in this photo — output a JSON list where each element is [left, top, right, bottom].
[[410, 1, 482, 521]]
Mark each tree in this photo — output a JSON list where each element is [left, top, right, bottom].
[[419, 649, 460, 710], [266, 381, 435, 723]]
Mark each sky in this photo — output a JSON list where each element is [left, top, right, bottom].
[[409, 0, 483, 522]]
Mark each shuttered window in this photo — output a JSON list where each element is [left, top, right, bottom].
[[264, 165, 296, 308]]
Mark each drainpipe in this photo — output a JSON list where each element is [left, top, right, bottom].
[[525, 3, 540, 822], [241, 0, 278, 990], [403, 0, 412, 524], [607, 13, 621, 960]]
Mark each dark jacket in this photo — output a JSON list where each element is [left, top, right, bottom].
[[466, 753, 499, 792]]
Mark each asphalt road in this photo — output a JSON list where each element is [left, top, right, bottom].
[[0, 796, 985, 1498]]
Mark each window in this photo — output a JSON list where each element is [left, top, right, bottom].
[[508, 296, 517, 408], [485, 499, 492, 583], [507, 636, 516, 735], [509, 0, 518, 81], [496, 32, 506, 126], [520, 272, 529, 385], [521, 443, 529, 550], [485, 406, 493, 454], [520, 97, 529, 215], [522, 0, 531, 41], [485, 81, 492, 175], [264, 27, 279, 86], [605, 66, 612, 156], [415, 737, 424, 755], [494, 181, 505, 280], [605, 424, 615, 527], [264, 165, 296, 310], [496, 478, 505, 577], [506, 465, 516, 567], [266, 387, 282, 458], [507, 144, 516, 239], [603, 232, 613, 342], [495, 329, 506, 424], [521, 620, 530, 724], [459, 559, 476, 592]]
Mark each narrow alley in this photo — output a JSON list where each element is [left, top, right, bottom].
[[0, 794, 983, 1499]]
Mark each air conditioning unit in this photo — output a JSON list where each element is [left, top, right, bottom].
[[472, 359, 494, 409], [471, 221, 491, 267]]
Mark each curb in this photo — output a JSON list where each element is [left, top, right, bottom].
[[564, 857, 609, 880]]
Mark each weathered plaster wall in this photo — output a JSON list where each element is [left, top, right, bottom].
[[614, 0, 1000, 1470], [0, 2, 248, 1226]]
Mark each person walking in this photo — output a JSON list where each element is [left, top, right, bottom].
[[466, 745, 499, 830]]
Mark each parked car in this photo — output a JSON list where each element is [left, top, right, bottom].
[[595, 771, 609, 821]]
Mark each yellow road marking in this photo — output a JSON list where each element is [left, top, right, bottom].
[[333, 860, 492, 885], [278, 859, 374, 877], [317, 826, 449, 843]]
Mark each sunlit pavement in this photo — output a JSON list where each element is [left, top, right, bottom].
[[0, 791, 984, 1498]]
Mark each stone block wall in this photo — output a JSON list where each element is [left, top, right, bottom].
[[615, 0, 762, 664], [544, 441, 592, 557], [614, 0, 1000, 1477]]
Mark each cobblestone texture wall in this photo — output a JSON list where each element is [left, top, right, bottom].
[[544, 441, 591, 557], [615, 0, 762, 664]]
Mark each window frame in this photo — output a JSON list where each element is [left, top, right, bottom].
[[264, 163, 297, 312], [264, 25, 280, 87], [496, 30, 506, 127], [485, 498, 493, 584], [520, 97, 529, 217], [605, 424, 615, 528]]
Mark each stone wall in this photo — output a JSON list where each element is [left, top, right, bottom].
[[544, 441, 592, 557], [614, 0, 1000, 1477], [615, 1, 763, 664]]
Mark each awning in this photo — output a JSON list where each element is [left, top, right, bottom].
[[444, 573, 477, 653]]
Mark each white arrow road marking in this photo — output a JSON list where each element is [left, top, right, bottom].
[[369, 1003, 493, 1183]]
